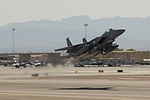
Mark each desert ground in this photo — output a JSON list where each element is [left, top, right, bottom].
[[0, 65, 150, 100]]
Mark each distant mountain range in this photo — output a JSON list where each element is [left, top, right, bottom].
[[0, 16, 150, 53]]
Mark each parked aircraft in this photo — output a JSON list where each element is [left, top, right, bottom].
[[55, 28, 125, 58]]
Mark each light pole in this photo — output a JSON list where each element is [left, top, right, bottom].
[[12, 28, 15, 53], [84, 23, 88, 38]]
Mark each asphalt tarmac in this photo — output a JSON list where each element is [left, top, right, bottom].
[[0, 65, 150, 100]]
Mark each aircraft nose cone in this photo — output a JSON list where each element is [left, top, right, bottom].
[[118, 29, 125, 35], [115, 29, 125, 37], [111, 29, 125, 39]]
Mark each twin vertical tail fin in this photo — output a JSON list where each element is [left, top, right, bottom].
[[66, 37, 73, 56], [67, 37, 87, 46], [66, 37, 72, 46], [82, 37, 87, 43]]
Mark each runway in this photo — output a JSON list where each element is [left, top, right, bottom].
[[0, 65, 150, 100]]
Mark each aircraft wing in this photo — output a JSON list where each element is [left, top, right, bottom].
[[98, 36, 106, 44]]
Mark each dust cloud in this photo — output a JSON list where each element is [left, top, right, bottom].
[[0, 62, 75, 79]]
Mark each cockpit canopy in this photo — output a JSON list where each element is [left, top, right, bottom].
[[105, 28, 114, 33]]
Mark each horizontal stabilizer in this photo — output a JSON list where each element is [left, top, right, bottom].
[[55, 46, 72, 51], [55, 43, 85, 51]]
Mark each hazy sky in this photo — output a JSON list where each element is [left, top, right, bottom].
[[0, 0, 150, 27]]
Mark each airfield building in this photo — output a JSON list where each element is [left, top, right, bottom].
[[0, 52, 62, 65], [0, 51, 150, 66], [101, 51, 150, 65]]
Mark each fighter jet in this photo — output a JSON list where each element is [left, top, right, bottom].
[[55, 28, 125, 58]]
